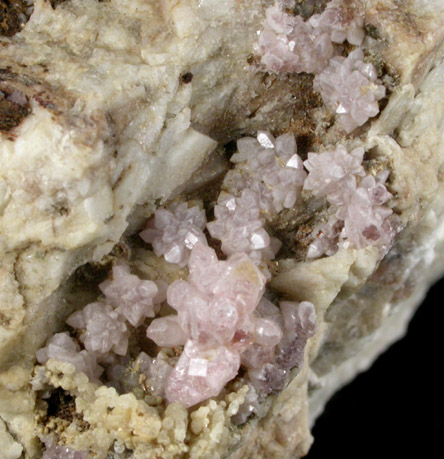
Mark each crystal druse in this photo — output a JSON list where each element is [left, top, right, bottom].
[[1, 0, 444, 458]]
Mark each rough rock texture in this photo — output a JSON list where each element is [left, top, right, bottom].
[[1, 0, 444, 457]]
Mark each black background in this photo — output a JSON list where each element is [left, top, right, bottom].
[[306, 278, 443, 458]]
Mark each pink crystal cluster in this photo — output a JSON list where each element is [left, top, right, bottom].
[[36, 332, 103, 383], [37, 262, 166, 380], [210, 131, 305, 262], [256, 2, 385, 132], [140, 202, 207, 267], [255, 1, 364, 75], [146, 243, 284, 407], [308, 0, 365, 46], [245, 298, 317, 395], [303, 145, 394, 257], [254, 5, 334, 74], [313, 49, 386, 132], [42, 438, 87, 459]]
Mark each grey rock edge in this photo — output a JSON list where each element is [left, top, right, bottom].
[[0, 0, 444, 457]]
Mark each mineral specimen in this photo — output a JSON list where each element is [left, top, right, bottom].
[[0, 0, 444, 458]]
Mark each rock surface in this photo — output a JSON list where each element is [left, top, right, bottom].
[[0, 0, 444, 457]]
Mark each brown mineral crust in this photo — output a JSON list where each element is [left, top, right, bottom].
[[0, 87, 30, 133], [0, 0, 28, 37], [267, 197, 328, 261], [293, 0, 331, 19], [49, 0, 69, 9], [192, 71, 323, 146]]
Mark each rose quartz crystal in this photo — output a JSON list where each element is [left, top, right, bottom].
[[42, 438, 88, 459], [303, 145, 366, 204], [146, 244, 283, 407], [99, 261, 166, 326], [254, 5, 334, 74], [255, 1, 365, 75], [36, 332, 103, 382], [247, 300, 317, 395], [304, 146, 394, 256], [306, 216, 343, 259], [66, 303, 129, 357], [313, 48, 386, 132], [207, 190, 277, 260], [308, 0, 365, 46], [338, 171, 395, 250], [140, 202, 207, 267], [230, 132, 307, 213], [211, 131, 304, 261], [165, 342, 240, 407], [137, 351, 174, 396]]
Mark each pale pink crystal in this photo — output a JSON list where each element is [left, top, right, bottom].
[[314, 48, 386, 132], [36, 332, 103, 382], [147, 244, 284, 406], [99, 261, 166, 327], [207, 190, 275, 259], [215, 131, 305, 261], [308, 0, 365, 46], [248, 301, 317, 395], [165, 244, 267, 348], [140, 202, 207, 267], [230, 131, 307, 214], [338, 171, 394, 249], [304, 146, 394, 256], [42, 438, 88, 459], [66, 303, 129, 357], [255, 5, 334, 74], [137, 352, 174, 396], [147, 315, 188, 347], [303, 145, 365, 205], [165, 341, 240, 408], [306, 216, 343, 259]]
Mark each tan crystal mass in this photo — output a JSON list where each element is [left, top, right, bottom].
[[0, 0, 444, 457]]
